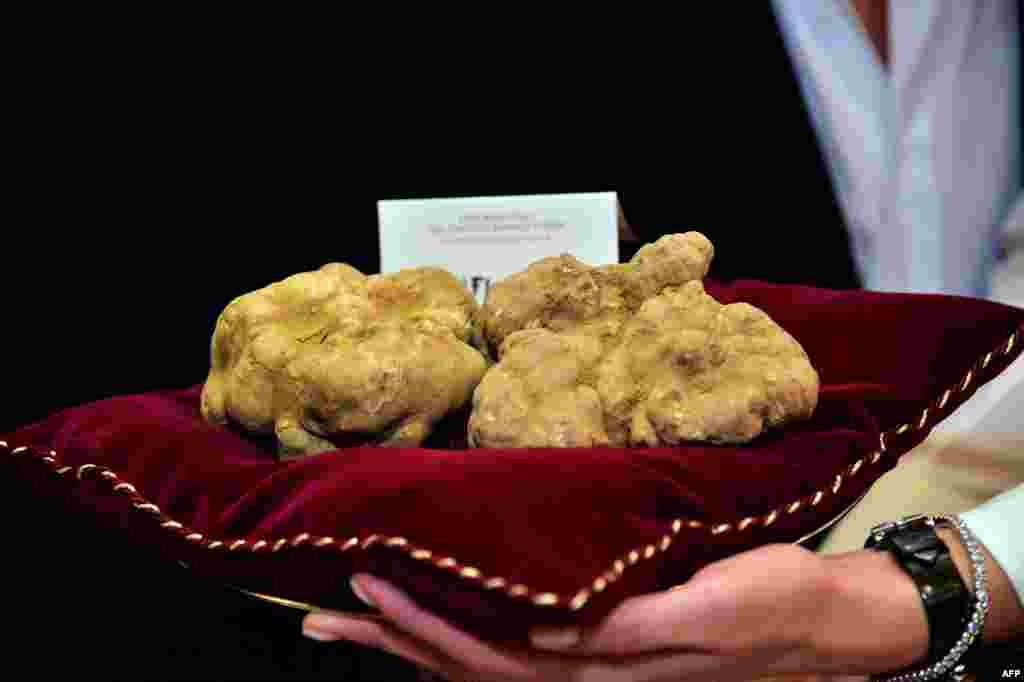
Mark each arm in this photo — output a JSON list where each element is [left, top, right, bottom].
[[956, 485, 1024, 641], [815, 520, 1023, 674], [301, 525, 1022, 681]]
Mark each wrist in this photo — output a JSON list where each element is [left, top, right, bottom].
[[935, 525, 1024, 644], [808, 550, 930, 674]]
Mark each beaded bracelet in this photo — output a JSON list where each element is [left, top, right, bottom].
[[876, 515, 989, 682]]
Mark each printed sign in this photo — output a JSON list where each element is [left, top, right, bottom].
[[378, 192, 618, 302]]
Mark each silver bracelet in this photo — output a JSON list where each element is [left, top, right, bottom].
[[877, 515, 989, 682]]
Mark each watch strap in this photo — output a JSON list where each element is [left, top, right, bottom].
[[866, 517, 971, 663]]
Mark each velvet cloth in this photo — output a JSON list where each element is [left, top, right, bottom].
[[4, 281, 1022, 643]]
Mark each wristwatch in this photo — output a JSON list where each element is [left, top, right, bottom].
[[865, 514, 972, 665]]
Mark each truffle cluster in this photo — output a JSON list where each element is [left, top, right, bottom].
[[201, 233, 819, 456], [469, 233, 819, 447]]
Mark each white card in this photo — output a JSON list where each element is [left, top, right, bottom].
[[378, 192, 618, 303]]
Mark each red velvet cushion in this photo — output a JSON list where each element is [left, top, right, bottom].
[[4, 280, 1022, 642]]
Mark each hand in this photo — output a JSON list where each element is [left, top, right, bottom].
[[301, 543, 928, 681]]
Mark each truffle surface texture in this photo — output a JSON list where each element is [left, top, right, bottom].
[[201, 264, 488, 458], [469, 232, 819, 448]]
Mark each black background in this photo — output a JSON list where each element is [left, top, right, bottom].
[[3, 4, 877, 436], [4, 68, 625, 435]]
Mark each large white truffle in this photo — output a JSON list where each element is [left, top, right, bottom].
[[201, 264, 488, 458], [469, 233, 819, 448]]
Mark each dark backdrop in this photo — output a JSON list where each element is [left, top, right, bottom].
[[4, 25, 858, 434]]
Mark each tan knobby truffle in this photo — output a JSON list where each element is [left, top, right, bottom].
[[469, 233, 818, 448], [201, 264, 488, 458]]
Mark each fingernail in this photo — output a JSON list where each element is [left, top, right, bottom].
[[302, 619, 340, 642], [350, 575, 377, 608], [530, 626, 581, 650]]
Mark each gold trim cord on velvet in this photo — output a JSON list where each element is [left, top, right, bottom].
[[2, 330, 1018, 614]]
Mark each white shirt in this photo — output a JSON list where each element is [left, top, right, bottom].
[[771, 0, 1021, 297], [990, 193, 1024, 307]]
